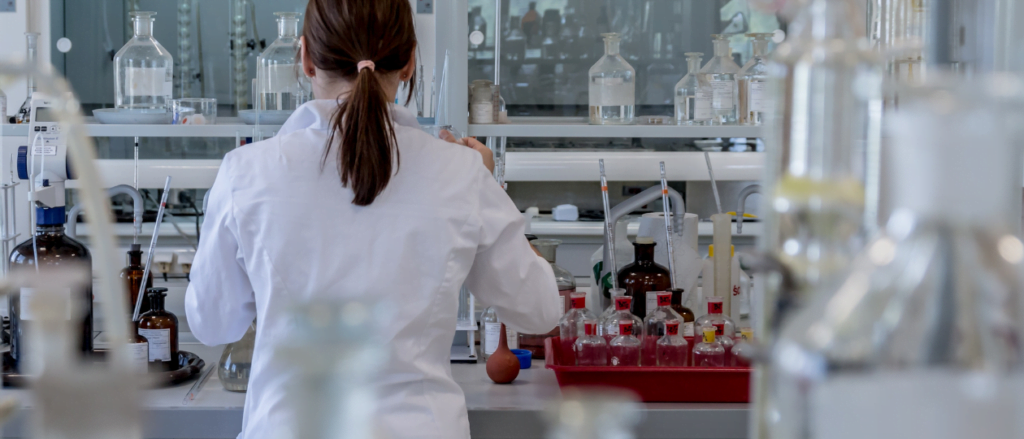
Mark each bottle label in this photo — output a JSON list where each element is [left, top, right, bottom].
[[139, 328, 171, 362], [710, 80, 735, 109], [470, 102, 493, 124], [571, 295, 586, 309], [127, 67, 172, 98], [619, 321, 634, 336], [741, 329, 753, 342], [645, 292, 658, 316], [714, 323, 725, 336], [484, 322, 501, 355], [614, 296, 632, 311], [657, 293, 671, 308], [19, 288, 72, 321], [749, 81, 768, 113], [683, 321, 695, 337], [665, 321, 679, 336], [506, 326, 519, 350], [702, 329, 716, 343], [708, 301, 724, 314], [128, 342, 149, 374], [694, 90, 713, 120]]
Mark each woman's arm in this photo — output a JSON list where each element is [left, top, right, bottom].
[[184, 154, 257, 346], [462, 166, 562, 334]]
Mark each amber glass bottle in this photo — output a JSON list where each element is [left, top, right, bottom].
[[669, 288, 697, 337], [9, 207, 93, 372], [138, 287, 178, 371], [121, 243, 153, 316], [616, 237, 671, 318]]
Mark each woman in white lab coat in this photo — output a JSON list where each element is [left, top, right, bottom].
[[184, 0, 562, 437]]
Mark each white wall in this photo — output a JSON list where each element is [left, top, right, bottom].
[[0, 0, 50, 116]]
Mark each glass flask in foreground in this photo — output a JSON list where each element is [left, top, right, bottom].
[[114, 11, 174, 110], [699, 34, 741, 125], [219, 320, 256, 392], [588, 33, 635, 125], [738, 33, 773, 125], [256, 12, 310, 112], [768, 76, 1024, 439], [674, 52, 713, 125], [544, 388, 640, 439]]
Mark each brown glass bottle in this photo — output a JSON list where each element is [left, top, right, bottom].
[[138, 287, 178, 372], [9, 218, 93, 372], [669, 288, 697, 337], [616, 238, 671, 318], [121, 243, 153, 316]]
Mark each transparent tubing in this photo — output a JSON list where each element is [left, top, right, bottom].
[[177, 0, 193, 98], [0, 63, 130, 369]]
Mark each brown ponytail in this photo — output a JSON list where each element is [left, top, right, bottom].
[[304, 0, 417, 206]]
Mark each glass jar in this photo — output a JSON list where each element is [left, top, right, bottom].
[[256, 12, 309, 112], [219, 320, 256, 392], [114, 11, 174, 110], [481, 307, 518, 361], [699, 34, 741, 125], [470, 79, 495, 124], [588, 33, 635, 125], [674, 52, 713, 125], [519, 239, 576, 358], [738, 33, 773, 126]]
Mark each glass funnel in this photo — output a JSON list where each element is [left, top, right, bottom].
[[767, 75, 1024, 439], [588, 33, 636, 125], [114, 11, 174, 110], [674, 52, 713, 125], [219, 320, 256, 392], [699, 35, 741, 125], [256, 12, 310, 112], [738, 33, 774, 126]]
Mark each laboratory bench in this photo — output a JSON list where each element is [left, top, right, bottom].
[[0, 339, 748, 439]]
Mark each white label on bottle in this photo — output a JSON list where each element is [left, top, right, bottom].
[[470, 102, 493, 124], [646, 292, 658, 316], [710, 80, 734, 109], [19, 288, 72, 321], [126, 67, 171, 98], [506, 326, 518, 349], [694, 89, 713, 120], [606, 322, 619, 336], [811, 372, 1024, 439], [683, 321, 695, 337], [559, 299, 566, 317], [484, 322, 501, 355], [589, 78, 634, 107], [128, 342, 149, 374], [139, 328, 171, 362], [749, 82, 768, 113]]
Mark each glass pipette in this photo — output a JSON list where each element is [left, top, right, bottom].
[[599, 159, 618, 290], [704, 151, 723, 214], [659, 161, 678, 289], [182, 364, 214, 405], [132, 176, 172, 322]]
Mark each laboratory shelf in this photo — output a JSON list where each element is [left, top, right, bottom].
[[0, 118, 282, 138], [505, 151, 764, 182], [468, 117, 764, 139]]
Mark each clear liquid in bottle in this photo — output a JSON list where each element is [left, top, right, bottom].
[[588, 33, 636, 125]]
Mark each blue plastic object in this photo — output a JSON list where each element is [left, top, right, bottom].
[[16, 146, 27, 180], [36, 206, 66, 225], [511, 349, 532, 369]]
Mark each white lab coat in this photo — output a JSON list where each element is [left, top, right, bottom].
[[185, 100, 561, 439]]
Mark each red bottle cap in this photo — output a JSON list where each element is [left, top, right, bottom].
[[570, 293, 586, 309], [614, 296, 632, 311], [584, 321, 597, 336], [618, 320, 634, 336], [657, 292, 671, 307], [707, 297, 724, 314], [665, 320, 679, 336]]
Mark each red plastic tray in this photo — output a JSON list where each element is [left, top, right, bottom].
[[543, 337, 751, 402]]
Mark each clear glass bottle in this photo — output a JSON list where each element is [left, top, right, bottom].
[[642, 291, 682, 366], [219, 320, 256, 392], [656, 319, 689, 366], [608, 320, 641, 366], [588, 33, 636, 125], [138, 287, 178, 372], [617, 237, 671, 318], [559, 292, 597, 365], [574, 320, 608, 366], [699, 34, 741, 125], [738, 33, 773, 126], [256, 12, 309, 112], [520, 239, 576, 358], [674, 52, 713, 125], [695, 296, 736, 364], [481, 306, 518, 361], [693, 326, 725, 367], [599, 295, 643, 344], [120, 243, 153, 316], [767, 75, 1024, 439], [114, 11, 174, 110], [9, 209, 93, 373], [600, 288, 626, 321], [731, 328, 754, 367]]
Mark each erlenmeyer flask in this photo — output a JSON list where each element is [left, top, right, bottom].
[[218, 320, 256, 392]]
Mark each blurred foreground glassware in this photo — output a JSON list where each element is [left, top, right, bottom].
[[114, 12, 174, 110], [700, 35, 741, 125], [738, 34, 774, 126], [768, 74, 1024, 439], [218, 320, 256, 392], [544, 388, 640, 439], [589, 33, 636, 125], [256, 12, 309, 112]]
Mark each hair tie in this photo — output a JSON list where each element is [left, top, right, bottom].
[[357, 60, 375, 72]]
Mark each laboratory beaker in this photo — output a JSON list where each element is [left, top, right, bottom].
[[114, 12, 174, 111], [171, 98, 217, 125], [256, 12, 310, 112]]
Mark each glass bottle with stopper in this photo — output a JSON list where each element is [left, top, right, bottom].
[[121, 243, 152, 316], [256, 12, 309, 112], [674, 52, 713, 125], [608, 320, 641, 366], [574, 320, 608, 366], [695, 296, 735, 363], [599, 295, 643, 344], [656, 319, 690, 366], [738, 33, 773, 126], [699, 34, 741, 125], [693, 326, 725, 367], [138, 287, 178, 372], [617, 237, 671, 318], [559, 292, 597, 365], [588, 33, 636, 125], [114, 11, 174, 111], [642, 291, 682, 366]]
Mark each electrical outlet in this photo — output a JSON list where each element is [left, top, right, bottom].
[[417, 0, 432, 14]]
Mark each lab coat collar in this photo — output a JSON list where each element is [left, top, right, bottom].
[[278, 99, 421, 136]]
